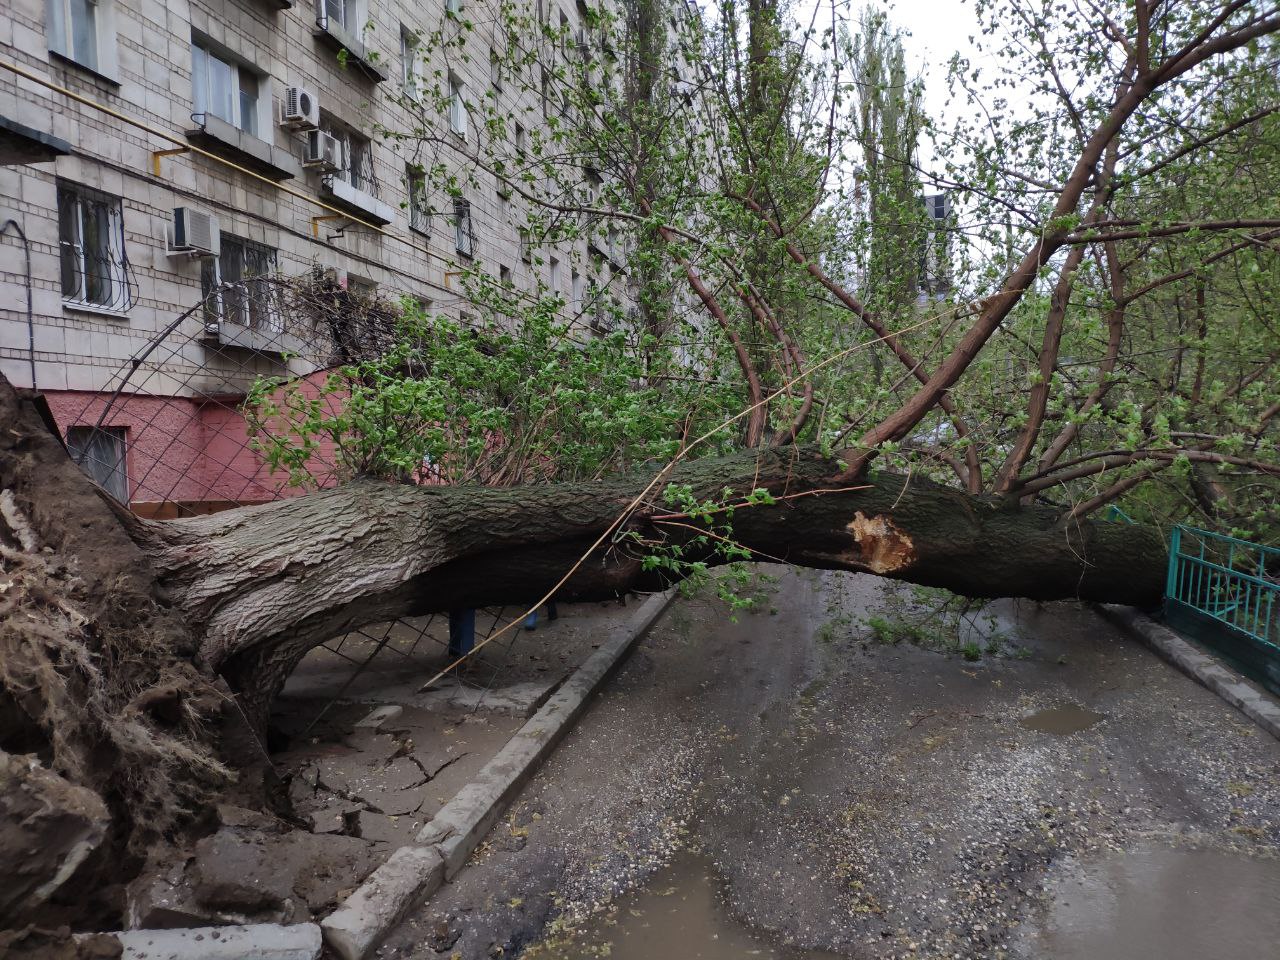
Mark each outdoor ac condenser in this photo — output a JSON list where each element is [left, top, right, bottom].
[[282, 87, 321, 130], [169, 207, 220, 259], [304, 130, 343, 172]]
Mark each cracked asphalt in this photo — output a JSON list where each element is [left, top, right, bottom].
[[375, 567, 1280, 960]]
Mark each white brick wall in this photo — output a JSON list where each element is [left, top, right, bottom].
[[1, 0, 673, 394]]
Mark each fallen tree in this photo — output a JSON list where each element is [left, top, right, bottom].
[[2, 372, 1164, 762]]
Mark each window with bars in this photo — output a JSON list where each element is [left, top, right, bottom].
[[453, 198, 474, 258], [407, 165, 430, 235], [320, 117, 380, 196], [57, 181, 132, 312], [191, 36, 262, 137], [201, 235, 279, 331], [66, 426, 128, 503]]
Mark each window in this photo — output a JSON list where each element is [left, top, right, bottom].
[[200, 236, 279, 331], [448, 74, 467, 138], [446, 0, 463, 15], [549, 256, 560, 293], [490, 48, 502, 92], [514, 123, 526, 155], [47, 0, 108, 73], [66, 426, 128, 503], [400, 27, 419, 99], [499, 264, 512, 286], [347, 277, 376, 300], [453, 199, 473, 257], [320, 117, 378, 195], [407, 166, 430, 235], [58, 181, 130, 312], [497, 190, 511, 224], [191, 37, 261, 137], [571, 267, 582, 313], [519, 227, 532, 263], [321, 0, 351, 29]]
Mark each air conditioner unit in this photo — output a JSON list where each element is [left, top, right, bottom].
[[282, 87, 320, 129], [168, 207, 220, 258], [304, 129, 343, 172]]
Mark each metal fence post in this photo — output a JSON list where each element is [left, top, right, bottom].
[[1165, 525, 1182, 605], [448, 608, 476, 657]]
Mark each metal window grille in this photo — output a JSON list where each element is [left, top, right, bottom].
[[66, 425, 129, 503], [57, 181, 133, 312], [320, 118, 381, 198], [454, 199, 473, 258], [201, 236, 280, 331], [408, 169, 431, 235]]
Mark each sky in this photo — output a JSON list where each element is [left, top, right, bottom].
[[787, 0, 990, 176]]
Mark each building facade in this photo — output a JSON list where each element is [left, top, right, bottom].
[[0, 0, 675, 512]]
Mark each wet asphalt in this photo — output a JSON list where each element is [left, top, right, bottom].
[[377, 566, 1280, 960]]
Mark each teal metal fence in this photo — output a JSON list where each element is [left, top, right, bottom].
[[1165, 525, 1280, 653]]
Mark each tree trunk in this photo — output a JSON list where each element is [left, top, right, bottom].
[[122, 447, 1167, 724]]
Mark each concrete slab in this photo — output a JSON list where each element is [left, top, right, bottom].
[[89, 923, 321, 960], [321, 846, 445, 960], [320, 590, 676, 960]]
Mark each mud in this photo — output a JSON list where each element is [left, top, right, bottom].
[[1020, 844, 1280, 959], [1018, 704, 1106, 735], [525, 849, 843, 960], [379, 567, 1280, 960]]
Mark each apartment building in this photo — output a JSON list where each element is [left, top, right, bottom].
[[0, 0, 684, 512]]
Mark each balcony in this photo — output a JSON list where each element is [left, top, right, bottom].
[[320, 175, 396, 226], [185, 114, 302, 182], [313, 4, 390, 83]]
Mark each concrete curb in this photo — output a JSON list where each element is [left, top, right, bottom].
[[78, 923, 322, 960], [1099, 604, 1280, 741], [321, 590, 677, 960]]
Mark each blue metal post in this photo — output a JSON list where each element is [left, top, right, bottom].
[[1165, 525, 1182, 606], [524, 609, 539, 630], [448, 608, 476, 657]]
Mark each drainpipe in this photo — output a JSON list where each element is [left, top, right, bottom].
[[1, 218, 34, 389]]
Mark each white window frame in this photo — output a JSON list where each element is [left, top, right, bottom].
[[453, 198, 474, 257], [201, 235, 280, 332], [490, 47, 503, 93], [400, 26, 420, 100], [46, 0, 118, 79], [191, 35, 266, 139], [66, 426, 129, 504], [57, 180, 131, 314], [320, 116, 378, 195], [448, 74, 468, 138], [407, 166, 430, 235], [321, 0, 353, 30]]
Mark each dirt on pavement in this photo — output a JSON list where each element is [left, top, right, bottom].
[[378, 566, 1280, 960]]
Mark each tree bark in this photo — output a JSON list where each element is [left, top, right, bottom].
[[121, 446, 1167, 722]]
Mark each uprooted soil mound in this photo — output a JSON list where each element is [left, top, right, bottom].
[[0, 382, 231, 928]]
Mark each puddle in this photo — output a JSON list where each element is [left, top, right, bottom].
[[1019, 703, 1105, 735], [525, 850, 842, 960], [1025, 845, 1280, 960]]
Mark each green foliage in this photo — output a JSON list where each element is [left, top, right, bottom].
[[244, 295, 731, 487]]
